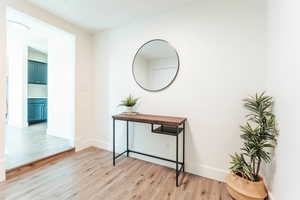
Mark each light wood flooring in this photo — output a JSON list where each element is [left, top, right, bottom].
[[6, 148, 75, 180], [0, 148, 233, 200], [5, 123, 73, 170]]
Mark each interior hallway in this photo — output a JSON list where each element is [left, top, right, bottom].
[[5, 123, 73, 170]]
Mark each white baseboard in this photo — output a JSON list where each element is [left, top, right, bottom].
[[188, 163, 228, 182], [46, 129, 61, 138], [7, 121, 27, 129], [92, 140, 111, 150], [47, 129, 74, 146], [0, 157, 6, 182], [92, 139, 228, 182], [75, 139, 94, 152], [263, 180, 274, 200], [268, 192, 274, 200]]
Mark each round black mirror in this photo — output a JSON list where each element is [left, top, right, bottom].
[[132, 39, 179, 92]]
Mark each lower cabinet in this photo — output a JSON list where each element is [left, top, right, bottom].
[[28, 98, 47, 124]]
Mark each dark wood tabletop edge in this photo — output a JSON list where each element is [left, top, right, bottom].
[[112, 113, 187, 120], [112, 113, 187, 126]]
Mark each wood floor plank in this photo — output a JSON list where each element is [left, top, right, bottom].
[[2, 151, 101, 200], [20, 151, 111, 200], [1, 150, 104, 197], [0, 147, 233, 200], [6, 148, 76, 180]]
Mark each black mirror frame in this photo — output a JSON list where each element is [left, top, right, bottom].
[[132, 39, 180, 92]]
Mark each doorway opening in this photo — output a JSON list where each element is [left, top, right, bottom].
[[5, 7, 75, 170]]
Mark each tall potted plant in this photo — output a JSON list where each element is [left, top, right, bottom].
[[225, 92, 278, 200]]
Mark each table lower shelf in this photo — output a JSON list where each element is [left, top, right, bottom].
[[152, 125, 183, 136]]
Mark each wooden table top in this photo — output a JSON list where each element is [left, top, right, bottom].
[[112, 113, 186, 126]]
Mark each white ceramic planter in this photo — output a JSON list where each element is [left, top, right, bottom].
[[126, 106, 133, 113]]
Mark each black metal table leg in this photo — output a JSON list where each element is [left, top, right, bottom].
[[176, 126, 179, 187], [183, 122, 185, 172], [112, 118, 186, 187], [113, 119, 116, 166], [127, 121, 129, 157]]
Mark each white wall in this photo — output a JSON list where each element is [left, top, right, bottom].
[[265, 0, 300, 199], [6, 22, 28, 128], [0, 1, 7, 181], [92, 0, 267, 181], [47, 33, 75, 142], [0, 0, 93, 181]]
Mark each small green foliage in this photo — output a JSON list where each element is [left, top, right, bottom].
[[230, 153, 254, 181], [119, 95, 139, 107], [230, 92, 278, 182]]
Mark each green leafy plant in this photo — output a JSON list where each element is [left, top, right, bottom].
[[119, 95, 139, 107], [230, 92, 278, 182]]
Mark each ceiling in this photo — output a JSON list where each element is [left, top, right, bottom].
[[27, 0, 195, 32]]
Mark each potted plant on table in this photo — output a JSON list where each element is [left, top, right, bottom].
[[119, 95, 139, 114], [225, 92, 278, 200]]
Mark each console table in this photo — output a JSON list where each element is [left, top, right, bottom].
[[112, 113, 187, 187]]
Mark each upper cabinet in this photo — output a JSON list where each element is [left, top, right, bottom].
[[28, 60, 47, 85]]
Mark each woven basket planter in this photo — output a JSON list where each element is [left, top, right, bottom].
[[225, 173, 267, 200]]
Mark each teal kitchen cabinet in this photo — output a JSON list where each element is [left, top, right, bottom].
[[28, 61, 35, 83], [28, 103, 43, 123], [28, 98, 47, 124], [42, 103, 47, 121], [28, 60, 47, 85]]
